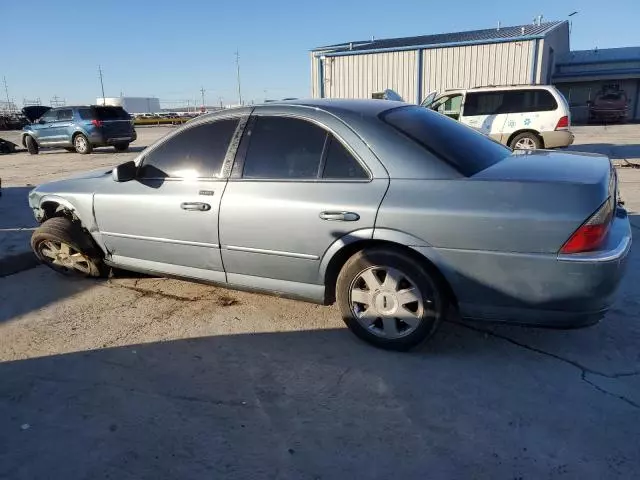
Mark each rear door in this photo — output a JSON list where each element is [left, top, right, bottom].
[[460, 91, 508, 141], [501, 89, 560, 142], [92, 106, 135, 139], [218, 110, 389, 288]]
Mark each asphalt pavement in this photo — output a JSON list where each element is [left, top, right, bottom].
[[0, 125, 639, 479]]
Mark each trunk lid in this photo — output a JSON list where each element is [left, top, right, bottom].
[[91, 106, 134, 137]]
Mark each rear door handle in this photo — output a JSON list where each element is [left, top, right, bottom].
[[181, 202, 211, 211], [319, 211, 360, 221]]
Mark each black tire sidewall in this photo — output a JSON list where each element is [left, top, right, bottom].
[[336, 248, 446, 351], [31, 217, 106, 277], [510, 132, 542, 149], [25, 136, 38, 155], [114, 142, 129, 152]]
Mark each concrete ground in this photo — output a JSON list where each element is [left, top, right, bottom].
[[0, 125, 639, 479]]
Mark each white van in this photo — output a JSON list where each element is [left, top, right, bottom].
[[421, 85, 574, 150]]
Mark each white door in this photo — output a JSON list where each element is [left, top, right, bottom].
[[460, 91, 508, 142]]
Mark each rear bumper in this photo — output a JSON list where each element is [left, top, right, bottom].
[[421, 209, 631, 327], [88, 130, 137, 145], [541, 130, 574, 148]]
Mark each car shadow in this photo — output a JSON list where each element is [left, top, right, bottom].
[[37, 145, 147, 156], [1, 318, 639, 479], [567, 143, 640, 160]]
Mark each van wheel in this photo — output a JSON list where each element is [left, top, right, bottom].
[[74, 133, 93, 154], [25, 136, 39, 155], [31, 217, 108, 278], [336, 248, 448, 351], [510, 132, 541, 150]]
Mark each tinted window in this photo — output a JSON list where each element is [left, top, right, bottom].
[[139, 119, 239, 179], [382, 106, 510, 177], [242, 117, 327, 179], [57, 109, 73, 121], [322, 137, 368, 179], [40, 110, 58, 122], [501, 90, 558, 113], [94, 106, 130, 120], [464, 92, 504, 116], [78, 108, 93, 120]]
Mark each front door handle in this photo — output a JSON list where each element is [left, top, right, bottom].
[[181, 202, 211, 212], [319, 211, 360, 221]]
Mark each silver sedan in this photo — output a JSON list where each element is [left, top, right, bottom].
[[28, 100, 631, 350]]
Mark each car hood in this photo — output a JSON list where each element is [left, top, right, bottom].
[[22, 106, 51, 123]]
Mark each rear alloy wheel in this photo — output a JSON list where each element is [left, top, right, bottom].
[[25, 136, 39, 155], [113, 142, 130, 152], [31, 217, 108, 277], [73, 133, 93, 154], [510, 132, 541, 150], [336, 248, 448, 351]]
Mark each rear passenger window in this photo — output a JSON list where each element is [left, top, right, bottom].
[[139, 119, 239, 179], [501, 90, 558, 113], [322, 137, 368, 179], [57, 109, 73, 121], [78, 108, 93, 120], [464, 92, 504, 116], [242, 117, 327, 179]]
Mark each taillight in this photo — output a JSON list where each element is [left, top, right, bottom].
[[91, 119, 103, 127], [555, 116, 569, 130], [560, 197, 614, 254]]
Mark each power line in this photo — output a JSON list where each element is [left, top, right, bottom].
[[98, 66, 106, 105], [235, 50, 243, 105]]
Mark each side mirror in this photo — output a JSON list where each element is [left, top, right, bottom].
[[38, 119, 46, 124], [112, 161, 137, 182]]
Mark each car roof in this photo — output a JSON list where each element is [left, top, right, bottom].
[[443, 85, 558, 94], [197, 98, 401, 123]]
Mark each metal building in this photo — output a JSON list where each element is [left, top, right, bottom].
[[311, 21, 569, 104], [95, 97, 161, 114], [553, 47, 640, 122]]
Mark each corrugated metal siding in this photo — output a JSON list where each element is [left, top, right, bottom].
[[319, 50, 417, 100], [311, 53, 319, 97], [537, 23, 570, 83], [420, 41, 534, 97]]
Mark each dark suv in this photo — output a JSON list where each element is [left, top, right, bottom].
[[22, 105, 137, 155]]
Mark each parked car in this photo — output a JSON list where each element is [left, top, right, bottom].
[[27, 100, 630, 350], [588, 87, 629, 123], [421, 85, 574, 150], [22, 105, 137, 155]]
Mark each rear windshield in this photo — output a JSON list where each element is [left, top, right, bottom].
[[380, 106, 511, 177], [93, 106, 130, 120]]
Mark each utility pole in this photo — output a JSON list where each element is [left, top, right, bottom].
[[219, 96, 223, 109], [98, 66, 106, 104], [200, 87, 206, 111], [235, 50, 243, 105], [2, 76, 11, 110]]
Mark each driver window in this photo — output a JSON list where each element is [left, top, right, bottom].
[[40, 110, 58, 123]]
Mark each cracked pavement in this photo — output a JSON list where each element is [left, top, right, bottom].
[[0, 133, 640, 478]]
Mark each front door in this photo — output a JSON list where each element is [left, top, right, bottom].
[[430, 93, 463, 121], [93, 116, 243, 282], [50, 108, 74, 144], [219, 113, 389, 288], [33, 109, 59, 145], [460, 90, 508, 142]]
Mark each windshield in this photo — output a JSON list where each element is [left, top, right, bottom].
[[380, 105, 511, 176]]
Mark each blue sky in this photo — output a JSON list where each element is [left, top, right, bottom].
[[2, 0, 639, 106]]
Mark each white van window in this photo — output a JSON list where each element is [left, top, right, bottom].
[[432, 94, 463, 119], [464, 89, 558, 116]]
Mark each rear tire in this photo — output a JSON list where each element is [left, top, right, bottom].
[[336, 247, 448, 351], [113, 142, 130, 152], [25, 136, 39, 155], [31, 217, 108, 278], [509, 132, 542, 150], [73, 133, 93, 154]]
